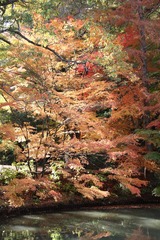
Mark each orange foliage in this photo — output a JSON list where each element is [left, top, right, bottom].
[[116, 26, 139, 48], [0, 12, 160, 204]]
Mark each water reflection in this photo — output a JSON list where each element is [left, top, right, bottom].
[[0, 207, 160, 240]]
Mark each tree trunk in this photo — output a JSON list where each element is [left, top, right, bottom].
[[137, 0, 148, 86]]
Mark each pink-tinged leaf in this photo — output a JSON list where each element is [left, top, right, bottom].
[[49, 190, 62, 202], [146, 119, 160, 129], [124, 183, 141, 197]]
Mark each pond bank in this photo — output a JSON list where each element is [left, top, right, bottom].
[[1, 194, 160, 218]]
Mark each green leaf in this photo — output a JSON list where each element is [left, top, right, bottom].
[[152, 186, 160, 197], [144, 152, 160, 163], [135, 129, 160, 147]]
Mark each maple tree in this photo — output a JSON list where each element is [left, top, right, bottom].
[[0, 0, 160, 208], [108, 0, 160, 85]]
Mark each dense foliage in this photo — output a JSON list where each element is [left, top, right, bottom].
[[0, 0, 160, 208]]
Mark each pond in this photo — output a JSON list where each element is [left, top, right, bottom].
[[0, 207, 160, 239]]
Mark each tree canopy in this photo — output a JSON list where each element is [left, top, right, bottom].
[[0, 0, 160, 208]]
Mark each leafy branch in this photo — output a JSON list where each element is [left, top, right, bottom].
[[7, 29, 87, 66]]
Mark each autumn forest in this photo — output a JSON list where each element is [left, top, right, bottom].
[[0, 0, 160, 211]]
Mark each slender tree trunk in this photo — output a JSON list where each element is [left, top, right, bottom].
[[137, 0, 148, 86]]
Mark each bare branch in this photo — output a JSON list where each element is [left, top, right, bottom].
[[0, 0, 18, 7], [9, 29, 86, 65], [0, 36, 11, 44], [145, 2, 160, 18]]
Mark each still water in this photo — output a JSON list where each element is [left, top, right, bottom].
[[0, 207, 160, 240]]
